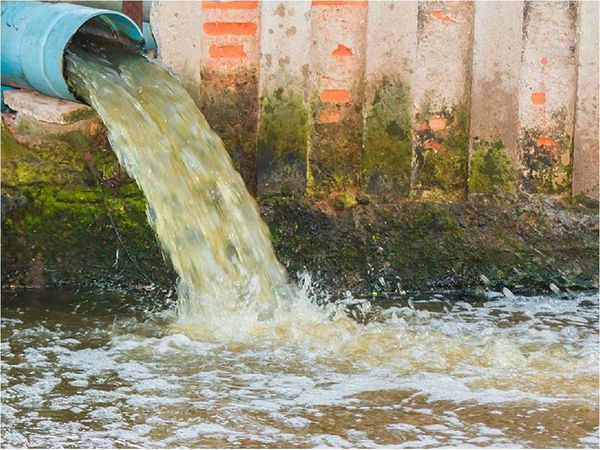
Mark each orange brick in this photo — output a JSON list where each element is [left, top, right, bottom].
[[537, 136, 556, 147], [203, 22, 257, 35], [424, 139, 444, 152], [312, 1, 367, 6], [429, 116, 447, 131], [531, 92, 546, 105], [431, 10, 457, 25], [209, 44, 246, 58], [202, 1, 258, 9], [320, 89, 351, 104], [332, 44, 353, 58], [318, 110, 342, 124]]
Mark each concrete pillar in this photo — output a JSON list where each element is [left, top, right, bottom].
[[517, 1, 578, 195], [572, 0, 599, 200], [257, 1, 311, 196], [199, 0, 261, 193], [150, 1, 203, 105], [361, 1, 417, 197], [308, 1, 368, 194], [468, 0, 524, 195], [411, 1, 474, 201]]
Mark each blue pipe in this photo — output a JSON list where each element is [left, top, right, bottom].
[[1, 1, 143, 100], [142, 21, 157, 53]]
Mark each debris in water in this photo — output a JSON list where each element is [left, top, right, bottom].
[[502, 287, 515, 299]]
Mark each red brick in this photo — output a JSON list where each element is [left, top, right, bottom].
[[332, 44, 353, 58], [209, 44, 246, 58], [202, 1, 258, 9], [203, 22, 257, 35], [431, 10, 457, 24], [429, 116, 447, 131], [317, 110, 342, 124], [531, 92, 546, 105], [537, 136, 556, 147], [312, 1, 367, 6], [320, 89, 351, 104]]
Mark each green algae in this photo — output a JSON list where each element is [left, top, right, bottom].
[[257, 88, 308, 195], [519, 121, 572, 195], [332, 191, 357, 210], [2, 122, 116, 186], [468, 140, 515, 194], [308, 83, 364, 194], [62, 106, 97, 123], [2, 122, 171, 288], [362, 78, 412, 196], [412, 98, 469, 201]]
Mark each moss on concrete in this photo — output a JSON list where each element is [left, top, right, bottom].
[[1, 118, 173, 289], [519, 114, 572, 195], [308, 82, 364, 195], [257, 88, 308, 195], [412, 99, 469, 201], [362, 78, 412, 197], [469, 140, 516, 194]]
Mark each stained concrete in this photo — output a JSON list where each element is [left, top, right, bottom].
[[572, 0, 599, 199], [197, 0, 261, 192], [362, 1, 417, 196], [517, 1, 578, 195], [257, 1, 311, 195], [411, 1, 474, 200], [469, 0, 524, 174], [308, 1, 368, 192]]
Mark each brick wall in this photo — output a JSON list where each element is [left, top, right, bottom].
[[151, 0, 599, 201]]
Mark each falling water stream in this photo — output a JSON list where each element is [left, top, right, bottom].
[[1, 45, 598, 447]]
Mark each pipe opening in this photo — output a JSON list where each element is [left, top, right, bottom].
[[64, 14, 144, 101], [70, 14, 143, 53]]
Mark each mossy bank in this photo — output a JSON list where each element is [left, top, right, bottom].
[[2, 115, 598, 296]]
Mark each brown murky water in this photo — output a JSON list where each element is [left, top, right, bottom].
[[2, 288, 598, 448]]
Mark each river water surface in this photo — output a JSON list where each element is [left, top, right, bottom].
[[2, 288, 598, 448]]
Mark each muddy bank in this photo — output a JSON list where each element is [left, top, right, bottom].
[[1, 118, 598, 296]]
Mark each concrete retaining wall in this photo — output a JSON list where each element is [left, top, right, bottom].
[[151, 0, 599, 201]]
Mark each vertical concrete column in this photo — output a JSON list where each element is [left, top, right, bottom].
[[257, 1, 311, 196], [199, 0, 261, 192], [150, 1, 203, 105], [517, 1, 578, 195], [308, 1, 368, 194], [411, 1, 474, 201], [362, 1, 417, 197], [468, 0, 524, 195], [572, 1, 599, 200]]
